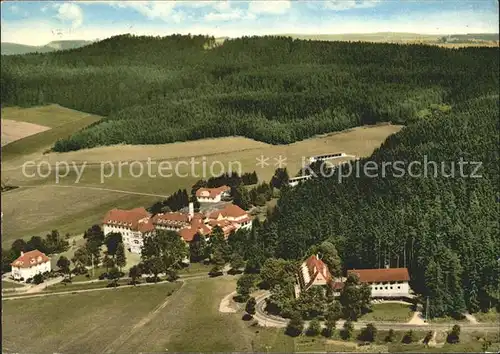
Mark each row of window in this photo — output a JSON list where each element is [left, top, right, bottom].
[[374, 286, 402, 290]]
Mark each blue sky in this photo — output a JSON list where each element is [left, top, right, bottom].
[[1, 1, 498, 45]]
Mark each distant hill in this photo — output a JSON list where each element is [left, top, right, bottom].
[[1, 40, 93, 55], [283, 32, 499, 44]]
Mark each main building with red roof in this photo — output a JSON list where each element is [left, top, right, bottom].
[[102, 202, 252, 254]]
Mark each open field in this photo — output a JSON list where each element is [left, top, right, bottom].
[[1, 106, 101, 163], [1, 105, 91, 128], [107, 277, 254, 352], [360, 303, 414, 322], [1, 119, 50, 147], [2, 282, 181, 353], [1, 281, 25, 289], [1, 105, 401, 247], [1, 185, 159, 246], [3, 276, 255, 352]]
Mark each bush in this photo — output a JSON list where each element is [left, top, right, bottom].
[[145, 276, 161, 283], [245, 297, 257, 317], [322, 326, 334, 338], [358, 323, 377, 342], [242, 313, 253, 321], [384, 329, 395, 343], [61, 278, 72, 284], [402, 330, 416, 344], [285, 312, 304, 337], [166, 270, 179, 282], [306, 319, 321, 336], [33, 273, 44, 285], [208, 266, 223, 277], [423, 331, 433, 345], [98, 273, 107, 280], [233, 294, 249, 303], [340, 320, 354, 340], [446, 325, 460, 344], [25, 278, 33, 284]]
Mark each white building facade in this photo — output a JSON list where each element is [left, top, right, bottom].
[[11, 250, 51, 281], [102, 208, 154, 254], [196, 186, 231, 203], [348, 268, 412, 298]]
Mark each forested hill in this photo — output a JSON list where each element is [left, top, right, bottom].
[[258, 96, 499, 317], [1, 34, 498, 151]]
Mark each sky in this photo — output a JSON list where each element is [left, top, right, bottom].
[[1, 0, 498, 46]]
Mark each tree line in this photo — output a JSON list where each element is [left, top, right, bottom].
[[1, 35, 497, 150]]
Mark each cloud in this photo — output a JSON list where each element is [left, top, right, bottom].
[[9, 5, 20, 14], [54, 3, 83, 28], [205, 10, 243, 22], [111, 1, 185, 23], [248, 0, 291, 15], [324, 0, 381, 11]]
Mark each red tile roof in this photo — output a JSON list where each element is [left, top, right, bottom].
[[179, 218, 211, 242], [347, 268, 410, 283], [152, 212, 204, 226], [137, 218, 155, 233], [11, 250, 50, 268], [299, 255, 334, 290], [209, 204, 248, 219], [196, 185, 230, 198], [103, 207, 151, 232]]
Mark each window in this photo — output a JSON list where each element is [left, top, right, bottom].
[[397, 286, 401, 289], [385, 286, 388, 290], [374, 287, 378, 290], [390, 286, 393, 290]]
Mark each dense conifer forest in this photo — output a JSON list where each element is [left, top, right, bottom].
[[249, 96, 499, 317], [1, 34, 498, 150]]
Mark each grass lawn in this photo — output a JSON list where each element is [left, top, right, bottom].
[[428, 314, 468, 323], [473, 309, 499, 323], [69, 266, 108, 282], [178, 262, 212, 275], [360, 302, 414, 322], [1, 104, 91, 128], [43, 278, 135, 292], [2, 282, 181, 353]]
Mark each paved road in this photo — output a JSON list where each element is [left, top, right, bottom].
[[253, 292, 500, 333]]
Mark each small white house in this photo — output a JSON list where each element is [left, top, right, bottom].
[[195, 185, 231, 203], [11, 250, 51, 281]]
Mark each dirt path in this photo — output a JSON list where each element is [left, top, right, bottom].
[[219, 291, 238, 313], [23, 277, 64, 294], [408, 310, 427, 325], [464, 312, 479, 324]]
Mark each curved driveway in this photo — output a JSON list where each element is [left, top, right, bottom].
[[253, 291, 499, 332]]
